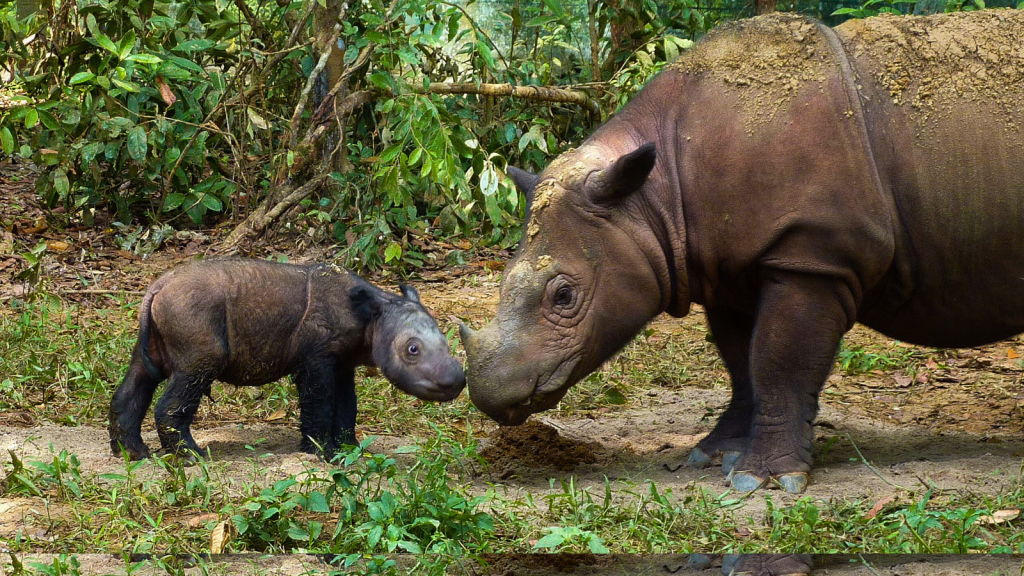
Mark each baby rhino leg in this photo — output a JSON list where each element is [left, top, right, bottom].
[[294, 357, 338, 459]]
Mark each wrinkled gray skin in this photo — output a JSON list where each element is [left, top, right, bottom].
[[109, 258, 464, 461], [461, 12, 1024, 493]]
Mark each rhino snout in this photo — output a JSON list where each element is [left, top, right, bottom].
[[404, 358, 465, 402]]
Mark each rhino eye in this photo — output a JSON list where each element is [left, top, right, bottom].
[[554, 286, 573, 307], [406, 341, 421, 357]]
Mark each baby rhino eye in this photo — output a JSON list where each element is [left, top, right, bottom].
[[407, 342, 420, 356]]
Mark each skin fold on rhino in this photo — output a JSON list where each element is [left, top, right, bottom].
[[460, 11, 1024, 493]]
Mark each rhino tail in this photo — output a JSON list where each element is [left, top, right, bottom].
[[138, 280, 165, 381]]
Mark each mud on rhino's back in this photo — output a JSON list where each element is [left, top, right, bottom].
[[834, 12, 1024, 346]]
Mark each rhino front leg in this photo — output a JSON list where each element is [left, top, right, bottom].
[[729, 271, 852, 494], [331, 364, 358, 451], [294, 357, 338, 459], [690, 306, 755, 475]]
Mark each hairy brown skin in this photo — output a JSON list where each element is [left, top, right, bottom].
[[109, 258, 464, 461], [461, 12, 1024, 493]]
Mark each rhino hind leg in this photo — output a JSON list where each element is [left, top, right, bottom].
[[729, 272, 851, 494], [690, 307, 756, 474], [330, 364, 358, 452], [109, 342, 163, 460], [154, 371, 213, 458], [293, 357, 340, 459]]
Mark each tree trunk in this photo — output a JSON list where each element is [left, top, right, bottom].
[[754, 0, 777, 14], [601, 0, 644, 78], [313, 0, 351, 174], [587, 0, 601, 83]]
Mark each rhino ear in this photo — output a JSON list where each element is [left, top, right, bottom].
[[507, 166, 540, 205], [398, 283, 420, 303], [351, 286, 386, 323], [590, 143, 657, 204]]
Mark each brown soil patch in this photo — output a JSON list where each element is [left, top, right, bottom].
[[477, 554, 620, 576], [479, 420, 605, 477], [669, 13, 834, 134]]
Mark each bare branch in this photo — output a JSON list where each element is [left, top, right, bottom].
[[289, 22, 343, 147], [424, 82, 601, 118], [222, 174, 331, 247], [233, 0, 270, 43]]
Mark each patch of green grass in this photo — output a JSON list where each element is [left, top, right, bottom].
[[0, 430, 495, 558], [747, 487, 1024, 554], [0, 297, 137, 423], [3, 435, 1023, 558], [835, 339, 926, 376]]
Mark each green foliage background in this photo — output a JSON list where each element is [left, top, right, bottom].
[[0, 0, 1020, 270]]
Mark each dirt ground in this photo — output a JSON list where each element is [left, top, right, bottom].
[[7, 553, 1024, 575], [3, 160, 1024, 564]]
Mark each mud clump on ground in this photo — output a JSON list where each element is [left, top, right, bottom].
[[479, 420, 603, 477]]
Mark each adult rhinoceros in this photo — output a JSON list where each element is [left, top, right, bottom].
[[460, 11, 1024, 493]]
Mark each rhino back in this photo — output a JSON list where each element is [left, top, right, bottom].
[[151, 259, 311, 384], [836, 11, 1024, 345], [619, 14, 895, 310]]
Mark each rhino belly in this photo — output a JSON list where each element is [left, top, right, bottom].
[[860, 173, 1024, 348]]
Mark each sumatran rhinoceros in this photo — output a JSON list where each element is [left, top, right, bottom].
[[109, 258, 465, 461], [460, 11, 1024, 493]]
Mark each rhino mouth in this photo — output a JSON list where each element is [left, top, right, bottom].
[[502, 355, 582, 425]]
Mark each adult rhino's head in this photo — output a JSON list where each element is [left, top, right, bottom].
[[461, 141, 689, 425]]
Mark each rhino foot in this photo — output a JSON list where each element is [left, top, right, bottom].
[[777, 473, 809, 494], [110, 438, 151, 461], [729, 471, 808, 494], [722, 451, 742, 474], [687, 447, 714, 468], [689, 434, 749, 471]]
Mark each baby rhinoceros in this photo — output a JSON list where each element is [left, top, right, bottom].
[[108, 258, 465, 461]]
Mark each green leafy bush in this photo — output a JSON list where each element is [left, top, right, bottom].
[[227, 432, 494, 554]]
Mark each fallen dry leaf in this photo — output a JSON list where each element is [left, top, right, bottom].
[[978, 509, 1019, 525], [210, 519, 233, 553], [187, 513, 219, 528], [157, 77, 177, 106], [864, 495, 896, 519], [47, 241, 69, 251], [265, 409, 286, 422], [1008, 348, 1019, 359], [893, 374, 912, 388]]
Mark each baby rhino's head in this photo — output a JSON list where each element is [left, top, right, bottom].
[[352, 284, 465, 402]]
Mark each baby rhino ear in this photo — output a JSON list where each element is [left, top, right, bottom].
[[399, 283, 420, 303], [351, 287, 386, 322]]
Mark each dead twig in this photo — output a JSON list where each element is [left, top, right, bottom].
[[59, 289, 146, 295], [222, 174, 330, 248], [423, 82, 600, 118]]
